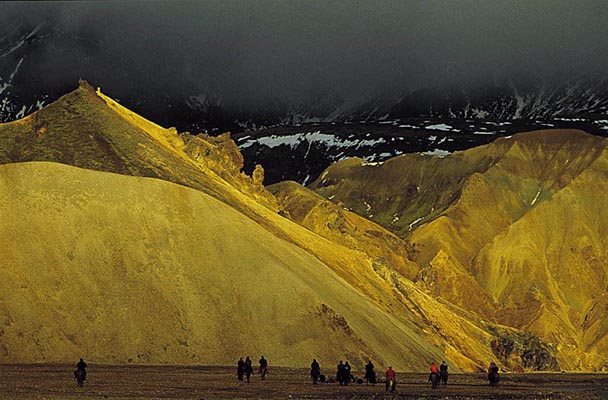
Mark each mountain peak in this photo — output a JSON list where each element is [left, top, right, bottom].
[[0, 82, 279, 212]]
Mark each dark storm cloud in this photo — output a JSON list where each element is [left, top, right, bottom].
[[3, 0, 608, 105]]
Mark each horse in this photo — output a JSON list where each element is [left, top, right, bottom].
[[259, 366, 268, 381], [440, 369, 448, 385], [74, 369, 86, 387], [365, 369, 376, 385], [488, 370, 500, 387], [429, 372, 439, 389], [385, 378, 396, 392]]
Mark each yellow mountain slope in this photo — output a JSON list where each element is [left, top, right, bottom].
[[0, 84, 568, 371], [268, 180, 559, 371], [0, 161, 442, 367], [310, 129, 608, 370], [268, 180, 419, 280]]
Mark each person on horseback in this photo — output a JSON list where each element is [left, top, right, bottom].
[[385, 366, 396, 392], [336, 361, 345, 385], [74, 358, 87, 387], [440, 361, 449, 385], [364, 360, 376, 384], [310, 359, 321, 384], [244, 356, 254, 382], [343, 361, 351, 386], [258, 356, 268, 380], [429, 362, 440, 389], [237, 358, 245, 381]]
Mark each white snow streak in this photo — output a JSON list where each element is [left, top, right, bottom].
[[408, 217, 423, 231], [531, 189, 541, 206]]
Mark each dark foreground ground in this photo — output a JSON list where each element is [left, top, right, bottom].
[[0, 364, 607, 400]]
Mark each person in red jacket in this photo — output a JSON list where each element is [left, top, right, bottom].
[[429, 362, 440, 388], [385, 366, 396, 392]]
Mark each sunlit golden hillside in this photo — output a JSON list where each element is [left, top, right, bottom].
[[0, 82, 584, 371], [311, 130, 608, 370]]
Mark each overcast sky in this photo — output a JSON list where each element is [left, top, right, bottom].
[[4, 1, 608, 103]]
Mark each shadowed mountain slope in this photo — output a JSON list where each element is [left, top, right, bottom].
[[310, 129, 608, 370]]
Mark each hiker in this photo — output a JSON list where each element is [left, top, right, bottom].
[[343, 361, 351, 386], [236, 358, 245, 381], [364, 360, 376, 384], [385, 365, 396, 392], [336, 361, 345, 385], [488, 362, 499, 386], [311, 359, 321, 384], [429, 362, 440, 388], [259, 356, 268, 380], [440, 361, 449, 385], [244, 356, 254, 382]]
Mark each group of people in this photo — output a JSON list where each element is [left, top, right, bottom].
[[236, 356, 268, 382], [308, 359, 500, 392], [429, 361, 449, 388], [335, 360, 353, 385], [310, 359, 438, 392], [73, 356, 499, 391]]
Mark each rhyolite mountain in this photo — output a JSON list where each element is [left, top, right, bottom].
[[305, 129, 608, 371], [0, 82, 569, 372]]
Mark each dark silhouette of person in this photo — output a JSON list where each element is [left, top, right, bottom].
[[244, 356, 254, 382], [237, 358, 245, 381], [440, 361, 449, 385], [385, 366, 396, 392], [310, 358, 321, 384], [336, 361, 345, 385], [76, 358, 87, 374], [74, 358, 87, 387], [343, 361, 351, 386], [258, 356, 268, 380], [364, 360, 376, 384], [488, 361, 499, 386]]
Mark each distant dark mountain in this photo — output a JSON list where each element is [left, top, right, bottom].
[[2, 18, 608, 188], [233, 118, 608, 185], [2, 20, 608, 136]]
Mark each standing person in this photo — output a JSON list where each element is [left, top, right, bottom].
[[440, 361, 449, 385], [385, 366, 396, 392], [258, 356, 268, 380], [244, 356, 254, 383], [429, 362, 440, 389], [336, 361, 345, 385], [310, 359, 321, 384], [237, 358, 245, 381], [364, 360, 376, 384], [343, 361, 351, 386], [488, 362, 499, 386]]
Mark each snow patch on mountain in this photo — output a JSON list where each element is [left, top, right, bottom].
[[422, 149, 451, 158], [238, 131, 387, 150]]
